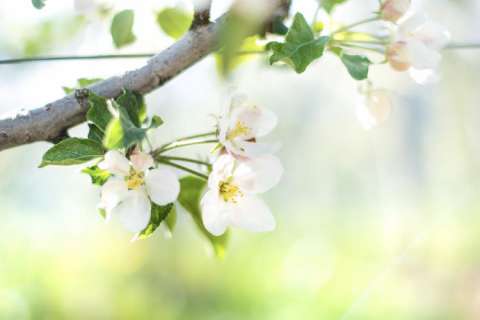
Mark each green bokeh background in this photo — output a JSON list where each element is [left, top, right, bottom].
[[1, 0, 480, 319]]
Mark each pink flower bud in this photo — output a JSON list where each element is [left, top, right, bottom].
[[386, 41, 411, 71], [381, 0, 411, 23]]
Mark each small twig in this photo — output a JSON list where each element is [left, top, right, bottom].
[[445, 43, 480, 50], [191, 0, 212, 29], [0, 53, 155, 65]]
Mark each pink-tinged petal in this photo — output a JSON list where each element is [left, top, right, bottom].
[[98, 150, 130, 176], [145, 167, 180, 205], [356, 89, 393, 130], [200, 190, 231, 236], [229, 104, 277, 139], [234, 155, 283, 194], [113, 189, 151, 233], [130, 151, 154, 172], [99, 177, 128, 213], [229, 195, 276, 232]]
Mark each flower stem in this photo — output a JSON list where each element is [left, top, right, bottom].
[[332, 17, 380, 35], [157, 155, 212, 168], [0, 53, 155, 65], [334, 42, 386, 55], [155, 139, 219, 155], [157, 160, 209, 180]]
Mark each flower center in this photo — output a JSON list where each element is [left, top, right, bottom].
[[219, 178, 242, 203], [126, 169, 145, 190], [227, 121, 250, 140]]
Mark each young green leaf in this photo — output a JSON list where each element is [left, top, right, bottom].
[[268, 13, 330, 73], [341, 53, 371, 80], [39, 138, 105, 167], [215, 35, 264, 76], [110, 10, 136, 48], [115, 90, 144, 127], [87, 93, 112, 132], [156, 7, 193, 39], [137, 203, 175, 239], [82, 165, 111, 186], [177, 176, 229, 258], [32, 0, 46, 9], [103, 105, 146, 150], [149, 115, 164, 129]]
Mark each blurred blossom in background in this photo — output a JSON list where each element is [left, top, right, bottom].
[[1, 0, 480, 319]]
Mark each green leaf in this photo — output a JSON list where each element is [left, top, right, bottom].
[[32, 0, 46, 9], [88, 124, 104, 144], [268, 13, 330, 73], [98, 208, 107, 219], [149, 115, 164, 129], [165, 205, 177, 232], [321, 0, 349, 13], [87, 93, 112, 132], [40, 138, 105, 167], [156, 7, 193, 39], [137, 203, 175, 239], [215, 35, 264, 76], [82, 165, 110, 186], [115, 90, 144, 127], [340, 53, 371, 80], [110, 10, 136, 48], [103, 104, 146, 150], [178, 176, 229, 258]]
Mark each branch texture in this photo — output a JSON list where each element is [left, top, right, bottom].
[[0, 23, 221, 152], [0, 1, 287, 152]]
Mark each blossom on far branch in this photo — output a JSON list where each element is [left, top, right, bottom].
[[200, 154, 283, 236], [386, 13, 450, 84], [380, 0, 411, 23], [356, 88, 393, 130], [217, 94, 279, 158], [98, 150, 180, 233]]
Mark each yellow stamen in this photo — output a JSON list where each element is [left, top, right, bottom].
[[227, 121, 250, 140], [219, 178, 242, 203], [126, 169, 145, 190]]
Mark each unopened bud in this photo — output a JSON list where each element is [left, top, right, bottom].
[[381, 0, 411, 23]]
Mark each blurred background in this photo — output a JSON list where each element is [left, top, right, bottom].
[[1, 0, 480, 319]]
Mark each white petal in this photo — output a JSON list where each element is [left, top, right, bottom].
[[234, 155, 283, 194], [356, 89, 392, 130], [231, 140, 281, 158], [99, 177, 128, 213], [145, 167, 180, 205], [407, 39, 441, 70], [415, 19, 450, 49], [236, 105, 277, 138], [229, 196, 276, 232], [208, 154, 235, 190], [130, 151, 154, 172], [409, 68, 438, 85], [200, 190, 231, 236], [398, 13, 427, 39], [98, 150, 130, 176], [113, 189, 151, 233]]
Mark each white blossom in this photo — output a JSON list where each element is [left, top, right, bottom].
[[218, 94, 278, 158], [200, 154, 283, 236], [98, 150, 180, 232], [356, 89, 393, 130], [387, 13, 450, 84]]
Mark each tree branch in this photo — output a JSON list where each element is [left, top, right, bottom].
[[0, 1, 287, 152], [0, 23, 220, 151]]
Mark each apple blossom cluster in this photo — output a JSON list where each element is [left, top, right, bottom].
[[201, 94, 283, 236], [40, 89, 282, 253]]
